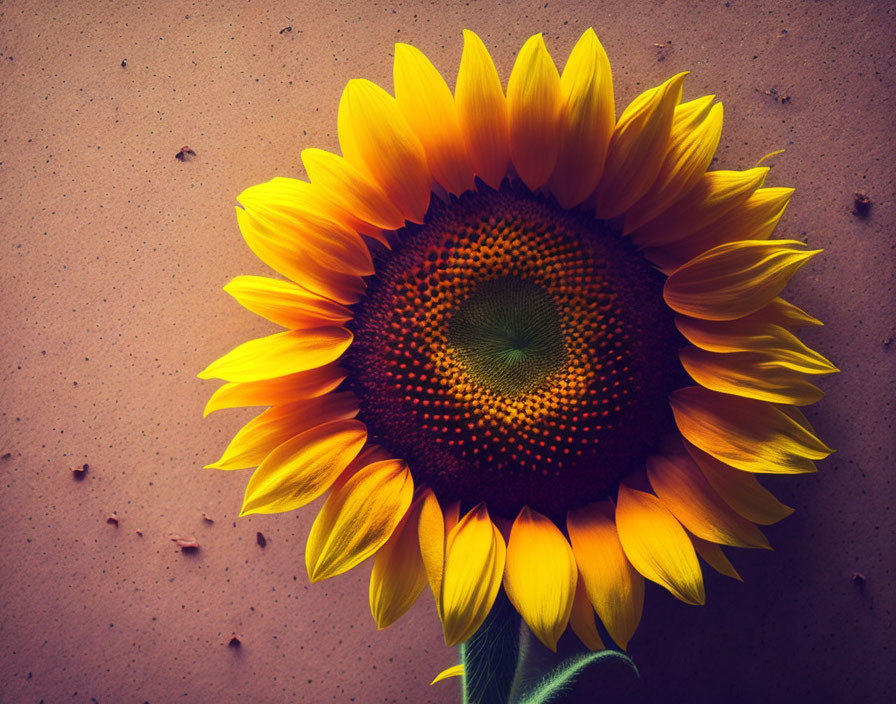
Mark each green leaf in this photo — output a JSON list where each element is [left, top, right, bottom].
[[516, 650, 639, 704], [461, 590, 521, 704]]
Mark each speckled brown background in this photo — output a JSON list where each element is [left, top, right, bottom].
[[1, 0, 893, 702]]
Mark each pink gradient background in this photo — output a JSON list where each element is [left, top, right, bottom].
[[1, 1, 893, 702]]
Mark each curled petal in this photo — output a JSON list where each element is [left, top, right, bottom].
[[237, 177, 386, 245], [306, 459, 414, 581], [663, 187, 794, 266], [663, 240, 821, 321], [235, 206, 366, 304], [503, 507, 577, 651], [549, 27, 614, 209], [235, 191, 373, 277], [198, 327, 352, 382], [224, 276, 352, 330], [207, 392, 358, 470], [747, 297, 823, 329], [455, 30, 510, 189], [595, 72, 687, 219], [203, 364, 346, 416], [337, 79, 431, 223], [616, 482, 705, 605], [631, 168, 768, 248], [394, 43, 474, 195], [369, 490, 430, 629], [676, 315, 836, 373], [430, 664, 464, 685], [670, 386, 833, 474], [683, 439, 794, 525], [646, 451, 770, 548], [241, 419, 368, 516], [690, 534, 742, 581], [440, 504, 506, 647], [301, 148, 406, 231], [507, 33, 562, 190], [679, 346, 826, 406], [569, 576, 605, 652], [567, 501, 644, 649], [624, 98, 723, 234]]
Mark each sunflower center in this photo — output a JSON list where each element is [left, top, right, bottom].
[[446, 276, 568, 396], [343, 183, 684, 519]]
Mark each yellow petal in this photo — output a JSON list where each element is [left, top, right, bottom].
[[507, 33, 562, 191], [430, 664, 464, 685], [663, 240, 821, 321], [329, 443, 393, 495], [418, 488, 446, 615], [338, 78, 431, 224], [394, 43, 474, 196], [663, 187, 794, 265], [646, 451, 770, 548], [224, 275, 353, 330], [670, 386, 833, 474], [301, 148, 406, 231], [503, 507, 577, 652], [675, 315, 836, 373], [198, 327, 352, 382], [683, 439, 794, 525], [569, 573, 605, 651], [690, 534, 742, 581], [679, 346, 826, 406], [240, 419, 367, 516], [235, 189, 374, 277], [237, 177, 383, 241], [369, 490, 430, 629], [455, 30, 510, 190], [624, 99, 723, 234], [594, 72, 687, 219], [548, 28, 614, 208], [306, 458, 413, 581], [567, 501, 644, 649], [237, 177, 386, 245], [631, 167, 768, 248], [235, 206, 366, 304], [440, 504, 506, 646], [207, 392, 358, 470], [616, 482, 705, 605], [203, 364, 346, 416], [748, 297, 823, 329]]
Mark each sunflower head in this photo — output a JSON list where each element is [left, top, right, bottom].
[[200, 28, 835, 654]]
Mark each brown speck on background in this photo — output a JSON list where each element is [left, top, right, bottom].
[[174, 146, 196, 161], [279, 26, 292, 34], [106, 515, 119, 526], [652, 39, 672, 61], [853, 192, 871, 216], [135, 529, 143, 537], [256, 531, 267, 548], [852, 572, 867, 586], [72, 463, 88, 479], [228, 635, 241, 648], [202, 512, 214, 523], [120, 58, 127, 68], [168, 534, 200, 551], [1, 452, 11, 460]]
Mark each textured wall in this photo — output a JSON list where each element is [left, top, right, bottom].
[[1, 1, 893, 702]]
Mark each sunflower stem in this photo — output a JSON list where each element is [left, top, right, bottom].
[[460, 590, 522, 704]]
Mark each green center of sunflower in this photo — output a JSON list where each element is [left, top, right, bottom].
[[343, 182, 684, 519], [446, 276, 568, 396]]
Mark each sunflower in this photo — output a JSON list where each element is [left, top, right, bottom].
[[199, 28, 835, 656]]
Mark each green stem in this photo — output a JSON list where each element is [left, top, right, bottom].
[[460, 590, 522, 704]]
